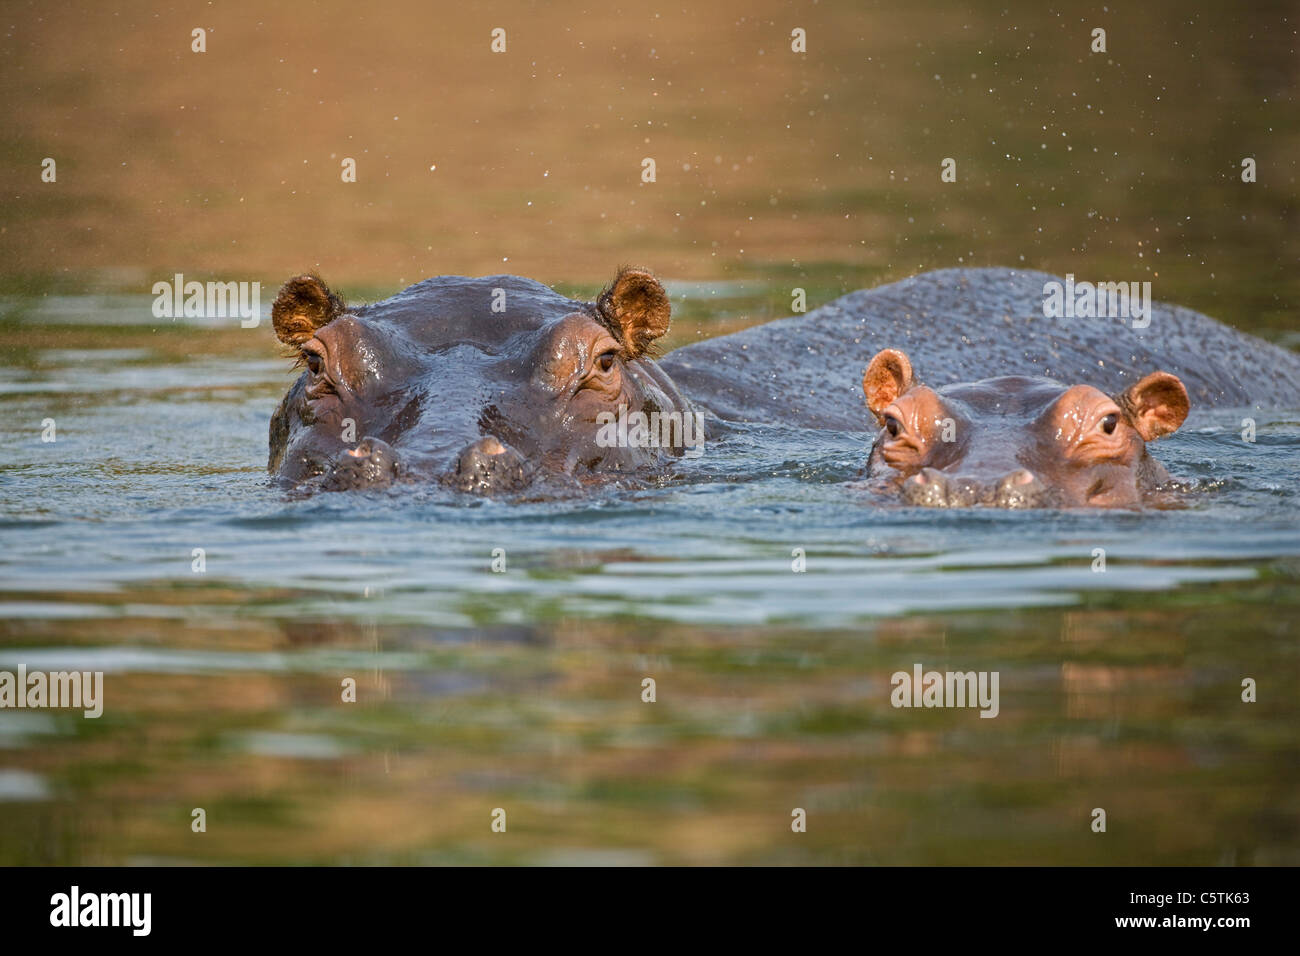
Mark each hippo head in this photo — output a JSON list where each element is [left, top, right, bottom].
[[268, 268, 695, 493], [860, 348, 1190, 508]]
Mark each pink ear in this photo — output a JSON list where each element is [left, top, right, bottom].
[[862, 349, 914, 423], [1118, 372, 1190, 440]]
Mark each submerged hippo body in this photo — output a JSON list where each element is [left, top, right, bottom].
[[268, 268, 695, 493], [661, 267, 1300, 508], [660, 267, 1300, 429]]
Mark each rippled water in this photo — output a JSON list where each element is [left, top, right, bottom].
[[1, 294, 1297, 865], [3, 0, 1299, 865]]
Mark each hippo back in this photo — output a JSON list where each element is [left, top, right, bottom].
[[659, 267, 1300, 430]]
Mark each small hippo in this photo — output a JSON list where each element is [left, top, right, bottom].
[[661, 267, 1300, 508], [268, 268, 696, 493], [859, 348, 1189, 508]]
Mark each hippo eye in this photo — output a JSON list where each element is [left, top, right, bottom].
[[595, 350, 617, 374], [1100, 413, 1119, 435], [884, 415, 902, 438], [303, 351, 323, 375]]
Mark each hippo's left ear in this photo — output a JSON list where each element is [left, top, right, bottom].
[[596, 267, 671, 360], [862, 348, 915, 424], [1117, 371, 1190, 440], [272, 274, 346, 346]]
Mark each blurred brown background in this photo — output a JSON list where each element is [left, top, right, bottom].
[[2, 0, 1298, 331]]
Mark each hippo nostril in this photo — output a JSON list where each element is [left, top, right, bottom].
[[996, 469, 1047, 509], [945, 475, 985, 508], [902, 468, 952, 507], [996, 469, 1037, 491], [322, 436, 399, 491], [454, 437, 529, 494]]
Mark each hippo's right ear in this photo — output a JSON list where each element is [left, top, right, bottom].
[[1117, 371, 1190, 441], [596, 267, 671, 360], [862, 349, 915, 423], [272, 274, 346, 346]]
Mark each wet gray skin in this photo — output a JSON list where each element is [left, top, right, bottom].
[[268, 268, 694, 494], [661, 267, 1300, 427], [883, 377, 1077, 509]]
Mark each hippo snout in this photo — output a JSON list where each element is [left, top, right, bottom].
[[901, 467, 1050, 509], [453, 436, 530, 494]]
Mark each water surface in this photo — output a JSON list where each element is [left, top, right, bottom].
[[1, 0, 1297, 865], [0, 292, 1296, 865]]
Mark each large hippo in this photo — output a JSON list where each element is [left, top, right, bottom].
[[660, 267, 1300, 508], [268, 268, 697, 493]]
